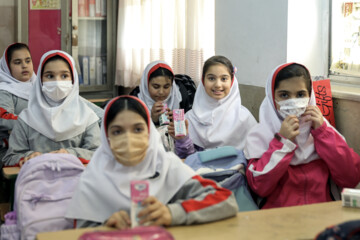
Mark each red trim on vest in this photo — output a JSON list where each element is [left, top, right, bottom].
[[78, 157, 90, 164], [0, 107, 18, 120], [181, 175, 232, 213]]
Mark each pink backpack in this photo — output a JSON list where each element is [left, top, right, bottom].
[[0, 153, 85, 240], [78, 226, 174, 240]]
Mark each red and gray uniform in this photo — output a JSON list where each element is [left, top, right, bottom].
[[75, 175, 238, 228], [246, 122, 360, 209], [0, 90, 28, 162], [2, 118, 101, 166]]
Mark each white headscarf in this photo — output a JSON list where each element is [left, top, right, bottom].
[[66, 96, 195, 223], [244, 63, 340, 165], [19, 50, 99, 142], [138, 60, 182, 111], [185, 76, 257, 150], [0, 43, 36, 99]]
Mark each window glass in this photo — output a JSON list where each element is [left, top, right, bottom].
[[330, 1, 360, 78]]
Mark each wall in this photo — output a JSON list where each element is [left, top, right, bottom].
[[215, 0, 360, 154], [215, 0, 288, 88], [0, 0, 16, 53]]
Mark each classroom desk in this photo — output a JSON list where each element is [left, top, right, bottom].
[[36, 201, 360, 240]]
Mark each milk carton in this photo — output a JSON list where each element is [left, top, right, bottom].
[[342, 188, 360, 208], [173, 109, 186, 137], [131, 180, 149, 227], [159, 103, 170, 125]]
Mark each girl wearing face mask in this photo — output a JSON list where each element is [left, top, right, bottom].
[[0, 43, 36, 163], [65, 96, 238, 229], [2, 50, 101, 167], [168, 55, 257, 158], [244, 63, 360, 209]]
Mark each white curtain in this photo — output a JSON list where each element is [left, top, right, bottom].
[[115, 0, 215, 88]]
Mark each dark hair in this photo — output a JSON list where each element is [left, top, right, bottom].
[[202, 55, 234, 81], [41, 55, 73, 80], [149, 67, 174, 82], [105, 97, 149, 132], [274, 63, 312, 94], [6, 43, 31, 66]]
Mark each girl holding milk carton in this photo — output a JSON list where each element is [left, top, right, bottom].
[[130, 60, 194, 125], [66, 96, 238, 229], [168, 56, 257, 158]]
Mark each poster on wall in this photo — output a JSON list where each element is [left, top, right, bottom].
[[313, 79, 336, 128], [30, 0, 61, 10]]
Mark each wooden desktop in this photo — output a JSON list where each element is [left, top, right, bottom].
[[36, 201, 360, 240]]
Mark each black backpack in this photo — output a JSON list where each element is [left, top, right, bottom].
[[174, 74, 196, 112], [315, 220, 360, 239]]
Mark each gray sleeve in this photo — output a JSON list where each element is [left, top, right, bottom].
[[0, 90, 17, 131], [167, 176, 238, 226], [2, 119, 32, 166], [76, 219, 102, 228], [66, 122, 101, 161], [81, 97, 104, 127]]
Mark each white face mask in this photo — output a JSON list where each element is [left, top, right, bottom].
[[276, 97, 309, 119], [42, 81, 73, 102]]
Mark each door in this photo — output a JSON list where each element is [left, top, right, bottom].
[[28, 0, 62, 71]]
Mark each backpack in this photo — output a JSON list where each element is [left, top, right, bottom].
[[0, 153, 85, 240], [315, 220, 360, 240], [174, 74, 196, 112], [78, 226, 174, 240], [184, 146, 258, 212]]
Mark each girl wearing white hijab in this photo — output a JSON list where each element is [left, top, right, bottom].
[[2, 50, 101, 167], [66, 96, 237, 229], [244, 63, 360, 209], [168, 56, 257, 159], [0, 43, 36, 163], [131, 60, 188, 124]]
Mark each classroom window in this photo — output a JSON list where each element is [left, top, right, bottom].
[[330, 0, 360, 82]]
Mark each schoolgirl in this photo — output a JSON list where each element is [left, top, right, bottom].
[[0, 43, 36, 162], [65, 96, 238, 229], [169, 55, 257, 158], [244, 62, 360, 209], [130, 60, 193, 124], [2, 50, 101, 166]]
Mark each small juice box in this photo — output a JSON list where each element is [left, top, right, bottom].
[[130, 180, 149, 227], [342, 188, 360, 208], [173, 109, 186, 137], [159, 103, 170, 125]]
